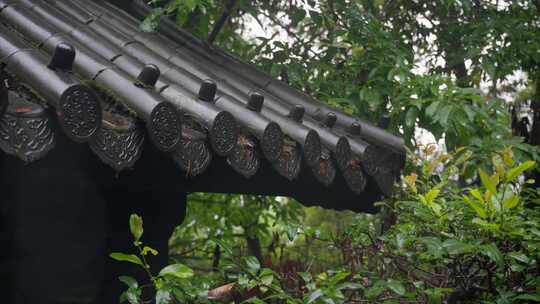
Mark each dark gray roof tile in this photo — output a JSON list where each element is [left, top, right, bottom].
[[0, 0, 407, 210]]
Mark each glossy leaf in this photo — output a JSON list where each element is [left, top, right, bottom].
[[502, 195, 520, 210], [506, 161, 536, 182], [155, 290, 171, 304], [307, 289, 323, 303], [119, 276, 138, 289], [159, 263, 194, 279], [245, 256, 261, 273], [479, 169, 497, 194], [463, 195, 487, 218], [109, 253, 144, 266]]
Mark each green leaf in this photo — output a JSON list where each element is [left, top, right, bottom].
[[338, 282, 363, 290], [479, 169, 497, 194], [425, 188, 440, 205], [307, 289, 323, 303], [424, 288, 448, 304], [365, 281, 386, 300], [469, 188, 485, 204], [430, 202, 442, 216], [120, 289, 141, 304], [405, 107, 418, 128], [502, 195, 520, 210], [110, 253, 144, 266], [245, 298, 267, 304], [328, 271, 350, 286], [139, 8, 164, 32], [129, 214, 144, 242], [259, 268, 274, 286], [286, 225, 298, 241], [508, 252, 531, 264], [156, 289, 171, 304], [245, 256, 261, 273], [442, 239, 474, 255], [463, 195, 487, 218], [506, 161, 536, 182], [159, 263, 194, 279], [291, 8, 306, 27], [419, 237, 443, 254], [142, 246, 158, 256], [437, 105, 452, 127], [425, 101, 440, 118], [119, 276, 138, 289], [480, 243, 503, 266], [386, 279, 406, 296], [298, 272, 313, 284], [514, 294, 540, 302]]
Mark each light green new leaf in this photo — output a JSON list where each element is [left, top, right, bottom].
[[142, 246, 158, 256], [328, 271, 350, 286], [479, 169, 497, 194], [129, 214, 143, 242], [110, 253, 144, 266], [159, 263, 194, 279], [425, 188, 440, 205], [502, 195, 520, 210], [469, 189, 485, 204], [463, 196, 487, 218], [506, 161, 536, 182], [430, 202, 442, 217]]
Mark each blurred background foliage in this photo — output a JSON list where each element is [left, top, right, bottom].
[[116, 0, 540, 303]]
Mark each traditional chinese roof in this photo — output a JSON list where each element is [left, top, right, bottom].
[[0, 0, 405, 212]]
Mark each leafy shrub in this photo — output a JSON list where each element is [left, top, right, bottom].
[[112, 146, 540, 303]]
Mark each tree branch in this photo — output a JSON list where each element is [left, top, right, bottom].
[[207, 0, 237, 44]]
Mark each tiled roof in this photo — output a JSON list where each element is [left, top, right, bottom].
[[0, 0, 405, 211]]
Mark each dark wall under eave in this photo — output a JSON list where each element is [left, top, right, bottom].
[[107, 139, 381, 212]]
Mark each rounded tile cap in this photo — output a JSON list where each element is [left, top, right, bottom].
[[323, 112, 337, 128], [48, 42, 75, 71], [198, 79, 217, 102], [347, 122, 362, 136], [289, 105, 305, 122], [136, 64, 160, 87], [247, 92, 264, 112]]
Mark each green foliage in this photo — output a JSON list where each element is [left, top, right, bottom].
[[111, 214, 208, 303], [113, 150, 540, 302], [376, 148, 540, 303], [108, 0, 540, 303]]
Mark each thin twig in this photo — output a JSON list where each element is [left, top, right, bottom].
[[208, 0, 237, 44]]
